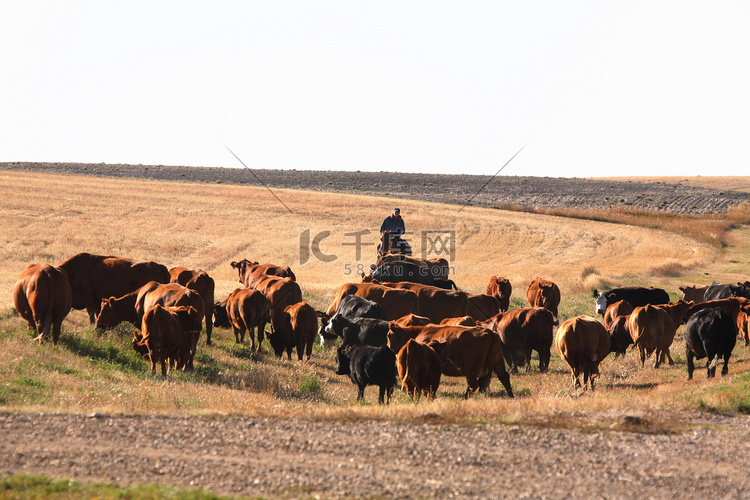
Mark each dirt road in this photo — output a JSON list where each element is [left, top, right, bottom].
[[2, 412, 750, 499]]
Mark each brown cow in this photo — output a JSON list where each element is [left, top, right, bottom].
[[231, 259, 296, 288], [387, 323, 514, 398], [170, 267, 215, 345], [603, 300, 633, 328], [97, 282, 205, 337], [465, 293, 502, 322], [480, 307, 554, 373], [325, 283, 419, 321], [607, 315, 633, 357], [485, 276, 512, 312], [555, 315, 610, 390], [385, 282, 467, 322], [738, 310, 750, 346], [440, 316, 476, 327], [396, 339, 441, 400], [685, 297, 750, 322], [59, 252, 170, 323], [138, 304, 201, 376], [526, 278, 561, 320], [269, 302, 318, 361], [213, 288, 269, 350], [628, 301, 692, 368], [13, 264, 72, 345], [679, 285, 710, 303], [250, 275, 303, 334], [392, 313, 432, 327]]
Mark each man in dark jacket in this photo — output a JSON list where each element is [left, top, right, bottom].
[[380, 208, 405, 235], [378, 208, 411, 255]]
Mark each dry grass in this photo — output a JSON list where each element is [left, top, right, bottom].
[[1, 169, 750, 424], [598, 176, 750, 194]]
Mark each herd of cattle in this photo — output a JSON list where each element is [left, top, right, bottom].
[[11, 252, 750, 403]]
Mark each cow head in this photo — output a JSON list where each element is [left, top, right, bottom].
[[325, 313, 350, 338], [593, 290, 613, 315], [96, 297, 122, 330], [131, 330, 149, 356], [213, 301, 230, 328], [335, 345, 352, 375], [230, 259, 258, 284], [268, 331, 286, 358], [317, 315, 337, 348]]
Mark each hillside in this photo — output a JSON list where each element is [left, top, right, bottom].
[[3, 162, 750, 215]]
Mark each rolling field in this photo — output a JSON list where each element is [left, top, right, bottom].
[[2, 168, 750, 498], [1, 168, 749, 415]]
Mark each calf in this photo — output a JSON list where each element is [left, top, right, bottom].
[[679, 285, 710, 303], [269, 302, 318, 361], [170, 267, 215, 345], [607, 315, 633, 357], [603, 300, 633, 328], [397, 339, 441, 400], [335, 344, 397, 404], [526, 278, 561, 320], [214, 288, 269, 351], [555, 315, 610, 391], [138, 304, 201, 376], [485, 276, 512, 312], [325, 314, 390, 347], [13, 263, 72, 345], [685, 307, 737, 380]]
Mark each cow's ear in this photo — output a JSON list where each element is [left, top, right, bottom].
[[230, 261, 238, 269], [592, 289, 599, 298]]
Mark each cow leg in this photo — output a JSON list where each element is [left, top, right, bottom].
[[495, 368, 514, 398], [707, 359, 716, 379], [357, 384, 366, 401], [256, 323, 265, 353], [686, 350, 695, 380], [722, 354, 730, 376], [639, 348, 646, 368], [478, 373, 492, 393], [147, 350, 157, 374], [654, 348, 662, 369], [378, 384, 386, 404], [205, 313, 212, 346], [571, 369, 580, 389], [666, 349, 675, 366], [296, 341, 305, 362]]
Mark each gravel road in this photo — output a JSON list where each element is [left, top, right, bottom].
[[2, 412, 750, 499]]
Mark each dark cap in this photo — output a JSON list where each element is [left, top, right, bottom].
[[394, 207, 400, 212]]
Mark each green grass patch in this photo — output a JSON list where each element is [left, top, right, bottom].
[[0, 473, 247, 499]]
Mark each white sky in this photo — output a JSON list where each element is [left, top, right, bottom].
[[1, 1, 748, 178]]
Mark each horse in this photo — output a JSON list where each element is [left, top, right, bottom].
[[378, 230, 412, 258]]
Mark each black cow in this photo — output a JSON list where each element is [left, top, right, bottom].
[[367, 262, 457, 290], [593, 286, 669, 315], [685, 307, 737, 380], [318, 294, 387, 346], [335, 344, 398, 404], [325, 314, 389, 347], [703, 281, 750, 301]]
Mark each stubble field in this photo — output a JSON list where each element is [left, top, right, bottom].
[[1, 166, 750, 499]]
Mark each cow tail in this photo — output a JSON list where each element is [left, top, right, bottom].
[[40, 267, 55, 339], [400, 341, 411, 393], [708, 354, 721, 370]]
